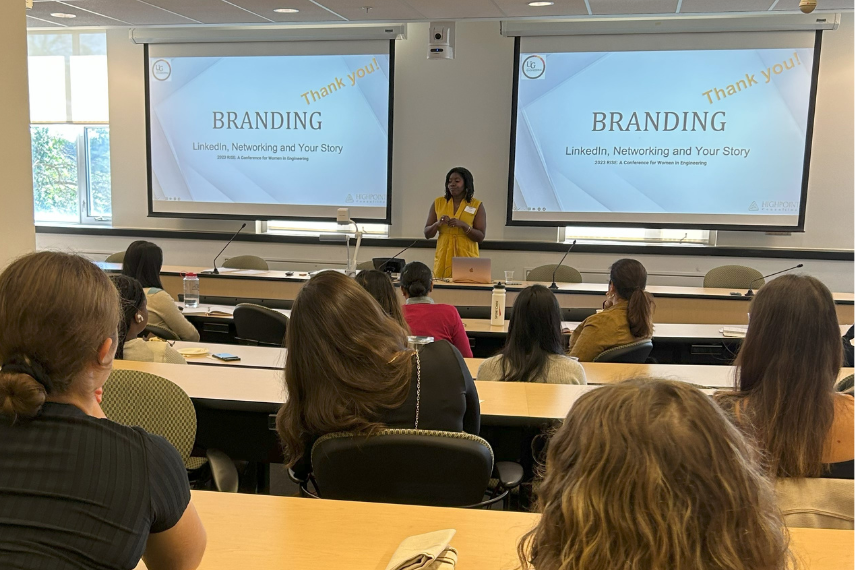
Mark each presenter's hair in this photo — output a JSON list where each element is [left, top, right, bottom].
[[355, 270, 409, 334], [122, 240, 164, 289], [276, 271, 413, 467], [444, 166, 475, 202], [501, 285, 563, 383], [0, 252, 120, 424], [716, 274, 841, 478], [110, 274, 146, 360], [400, 262, 433, 299], [519, 378, 791, 570], [609, 258, 654, 339]]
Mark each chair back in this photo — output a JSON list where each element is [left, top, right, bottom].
[[311, 429, 494, 507], [101, 369, 196, 465], [835, 373, 854, 395], [593, 339, 653, 363], [356, 260, 375, 271], [776, 478, 854, 530], [105, 251, 125, 263], [233, 303, 289, 346], [456, 306, 494, 320], [526, 265, 582, 283], [703, 265, 764, 289], [222, 255, 268, 270], [145, 324, 179, 341]]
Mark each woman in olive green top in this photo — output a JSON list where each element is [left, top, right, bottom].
[[568, 259, 655, 362]]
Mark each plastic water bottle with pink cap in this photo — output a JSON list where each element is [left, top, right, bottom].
[[183, 272, 200, 308]]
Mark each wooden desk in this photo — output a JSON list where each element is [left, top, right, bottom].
[[98, 263, 854, 325], [173, 341, 285, 369], [135, 491, 853, 570]]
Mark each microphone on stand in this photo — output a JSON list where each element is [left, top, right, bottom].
[[745, 263, 804, 297], [549, 240, 577, 290], [203, 223, 247, 275], [377, 240, 419, 275]]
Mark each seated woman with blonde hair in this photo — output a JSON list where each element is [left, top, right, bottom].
[[519, 378, 790, 570]]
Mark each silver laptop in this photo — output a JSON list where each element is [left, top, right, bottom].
[[451, 257, 492, 284]]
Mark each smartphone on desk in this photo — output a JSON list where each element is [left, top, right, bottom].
[[212, 353, 241, 362]]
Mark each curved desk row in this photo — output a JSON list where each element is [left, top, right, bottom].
[[97, 262, 854, 325]]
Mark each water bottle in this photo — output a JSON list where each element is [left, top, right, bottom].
[[491, 282, 506, 326], [183, 273, 200, 308]]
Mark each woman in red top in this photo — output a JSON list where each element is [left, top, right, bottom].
[[400, 261, 473, 358]]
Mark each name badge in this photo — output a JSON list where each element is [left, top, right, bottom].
[[464, 206, 477, 215]]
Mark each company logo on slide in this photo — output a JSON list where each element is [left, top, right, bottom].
[[522, 55, 546, 80], [749, 201, 759, 211], [152, 59, 172, 81], [346, 194, 354, 204]]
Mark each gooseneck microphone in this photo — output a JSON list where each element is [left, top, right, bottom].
[[377, 240, 419, 274], [745, 263, 804, 297], [206, 223, 247, 275], [549, 240, 577, 290]]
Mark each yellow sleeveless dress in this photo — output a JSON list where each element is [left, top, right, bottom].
[[433, 196, 482, 279]]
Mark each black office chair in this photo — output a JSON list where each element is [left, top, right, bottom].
[[835, 374, 854, 396], [561, 308, 597, 322], [299, 429, 523, 509], [144, 324, 179, 341], [593, 339, 654, 363], [233, 303, 289, 347]]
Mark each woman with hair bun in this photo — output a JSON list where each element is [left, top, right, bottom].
[[568, 258, 655, 361], [0, 252, 205, 570], [400, 261, 472, 357]]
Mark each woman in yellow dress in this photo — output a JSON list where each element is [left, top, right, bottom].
[[424, 167, 487, 279]]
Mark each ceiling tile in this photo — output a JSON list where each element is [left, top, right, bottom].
[[491, 0, 588, 18], [51, 0, 199, 24], [230, 0, 346, 21], [312, 0, 426, 20], [402, 0, 506, 19], [680, 0, 774, 13], [590, 0, 678, 14], [26, 14, 67, 27], [773, 0, 854, 10], [139, 0, 270, 24], [26, 1, 135, 26]]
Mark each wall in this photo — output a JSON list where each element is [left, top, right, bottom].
[[1, 1, 36, 267], [37, 17, 854, 290]]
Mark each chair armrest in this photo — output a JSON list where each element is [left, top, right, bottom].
[[495, 461, 524, 490], [288, 468, 309, 485], [205, 449, 239, 493]]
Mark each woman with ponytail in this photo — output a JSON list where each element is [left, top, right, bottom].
[[0, 252, 205, 570], [568, 258, 655, 362]]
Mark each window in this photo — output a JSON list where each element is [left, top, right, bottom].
[[564, 226, 712, 246], [28, 31, 111, 224]]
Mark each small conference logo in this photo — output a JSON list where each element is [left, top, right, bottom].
[[345, 194, 354, 204], [522, 55, 546, 80], [151, 59, 172, 81], [748, 201, 759, 211]]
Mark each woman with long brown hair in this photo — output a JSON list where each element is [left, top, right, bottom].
[[568, 258, 654, 361], [276, 271, 479, 478], [520, 378, 791, 570], [0, 252, 205, 570], [715, 274, 853, 479], [355, 269, 409, 333]]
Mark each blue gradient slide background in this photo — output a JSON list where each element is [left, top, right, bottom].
[[514, 48, 814, 217], [149, 54, 389, 207]]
